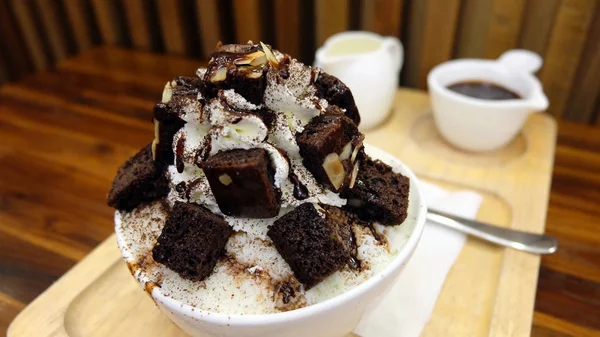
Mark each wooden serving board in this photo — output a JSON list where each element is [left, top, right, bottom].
[[8, 89, 556, 337]]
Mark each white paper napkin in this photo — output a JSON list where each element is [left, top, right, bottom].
[[354, 181, 483, 337]]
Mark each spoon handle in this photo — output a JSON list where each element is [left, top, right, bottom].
[[426, 210, 558, 254]]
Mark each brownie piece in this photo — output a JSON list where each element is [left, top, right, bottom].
[[314, 72, 360, 126], [202, 43, 269, 105], [296, 115, 364, 192], [107, 143, 169, 211], [203, 148, 281, 218], [341, 156, 410, 225], [268, 203, 353, 288], [152, 201, 233, 281], [153, 76, 202, 169]]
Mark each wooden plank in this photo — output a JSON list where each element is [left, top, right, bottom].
[[61, 0, 95, 51], [0, 56, 8, 84], [483, 0, 527, 59], [196, 0, 221, 57], [0, 0, 33, 79], [0, 293, 25, 337], [360, 0, 403, 37], [539, 0, 598, 118], [274, 0, 300, 56], [564, 5, 600, 123], [454, 0, 493, 58], [232, 0, 262, 43], [518, 0, 560, 56], [121, 0, 154, 51], [34, 0, 71, 61], [315, 0, 349, 46], [533, 312, 600, 337], [9, 0, 48, 71], [417, 0, 462, 88], [90, 0, 126, 45], [402, 0, 426, 87], [156, 0, 189, 54]]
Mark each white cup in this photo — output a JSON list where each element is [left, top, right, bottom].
[[427, 50, 549, 152], [315, 31, 403, 130], [115, 145, 427, 337]]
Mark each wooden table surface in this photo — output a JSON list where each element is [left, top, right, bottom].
[[1, 47, 599, 337]]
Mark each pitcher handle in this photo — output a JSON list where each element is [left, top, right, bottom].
[[383, 37, 403, 72], [497, 49, 543, 74]]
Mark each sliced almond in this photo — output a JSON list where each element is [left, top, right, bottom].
[[210, 67, 227, 82], [152, 119, 160, 160], [284, 111, 296, 133], [349, 161, 359, 188], [246, 70, 263, 79], [234, 51, 266, 66], [351, 141, 363, 162], [322, 153, 345, 190], [339, 141, 352, 161], [161, 81, 173, 103], [219, 174, 233, 185], [260, 41, 279, 66]]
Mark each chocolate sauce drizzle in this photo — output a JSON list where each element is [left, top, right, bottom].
[[289, 171, 309, 200], [276, 282, 296, 304], [175, 182, 186, 193], [175, 135, 186, 173], [348, 228, 361, 270]]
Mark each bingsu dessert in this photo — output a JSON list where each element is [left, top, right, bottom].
[[110, 42, 410, 314]]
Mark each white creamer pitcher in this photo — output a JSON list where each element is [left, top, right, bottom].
[[315, 32, 403, 130]]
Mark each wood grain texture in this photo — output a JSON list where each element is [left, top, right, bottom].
[[9, 0, 48, 71], [34, 0, 71, 61], [519, 0, 560, 56], [315, 0, 349, 46], [483, 0, 526, 58], [402, 0, 426, 86], [122, 0, 154, 51], [232, 0, 262, 43], [2, 47, 600, 337], [360, 0, 403, 36], [0, 56, 8, 84], [539, 0, 598, 118], [61, 0, 96, 52], [156, 0, 190, 54], [454, 0, 493, 58], [196, 0, 221, 57], [90, 0, 126, 45], [418, 0, 462, 88], [0, 0, 33, 80], [274, 0, 300, 56], [563, 5, 600, 123]]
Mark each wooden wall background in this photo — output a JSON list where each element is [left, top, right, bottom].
[[1, 0, 599, 124]]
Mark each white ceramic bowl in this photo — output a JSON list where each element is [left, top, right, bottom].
[[427, 49, 549, 152], [115, 145, 427, 337]]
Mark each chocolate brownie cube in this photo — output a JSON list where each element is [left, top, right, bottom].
[[296, 115, 364, 192], [152, 76, 204, 169], [314, 72, 361, 125], [267, 203, 354, 288], [203, 148, 281, 218], [152, 202, 233, 281], [107, 143, 169, 211], [342, 156, 410, 225], [201, 44, 268, 105]]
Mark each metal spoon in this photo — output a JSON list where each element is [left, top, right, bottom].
[[427, 209, 558, 254]]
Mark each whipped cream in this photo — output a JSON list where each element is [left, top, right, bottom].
[[165, 53, 345, 219]]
